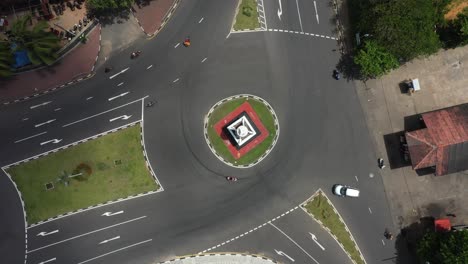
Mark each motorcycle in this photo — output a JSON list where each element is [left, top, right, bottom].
[[226, 176, 238, 182], [131, 51, 142, 59], [333, 69, 340, 80]]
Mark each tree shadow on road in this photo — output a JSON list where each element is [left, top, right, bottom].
[[335, 53, 363, 81], [91, 8, 131, 27]]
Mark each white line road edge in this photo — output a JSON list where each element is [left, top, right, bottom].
[[27, 216, 147, 253], [77, 239, 152, 264], [63, 96, 147, 127]]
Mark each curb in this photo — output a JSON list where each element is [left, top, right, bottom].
[[1, 24, 102, 106], [159, 252, 278, 263], [203, 94, 280, 169], [300, 189, 367, 264], [132, 0, 181, 38], [2, 121, 163, 230]]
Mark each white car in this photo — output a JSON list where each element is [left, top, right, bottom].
[[332, 184, 360, 198]]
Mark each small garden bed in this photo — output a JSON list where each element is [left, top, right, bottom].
[[233, 0, 260, 30]]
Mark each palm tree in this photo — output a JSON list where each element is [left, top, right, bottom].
[[10, 15, 60, 65], [0, 42, 13, 77]]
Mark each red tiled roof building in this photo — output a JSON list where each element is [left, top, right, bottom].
[[405, 104, 468, 176]]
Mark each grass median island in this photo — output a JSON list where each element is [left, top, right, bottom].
[[7, 125, 158, 224], [304, 192, 365, 264], [233, 0, 260, 30], [207, 98, 276, 165]]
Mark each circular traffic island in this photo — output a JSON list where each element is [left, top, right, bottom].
[[204, 95, 280, 168]]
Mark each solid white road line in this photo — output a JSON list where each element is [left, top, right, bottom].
[[146, 65, 153, 69], [109, 67, 129, 79], [174, 43, 180, 48], [270, 223, 320, 264], [77, 239, 152, 264], [314, 1, 319, 24], [30, 101, 52, 109], [108, 91, 129, 101], [199, 17, 204, 23], [38, 257, 56, 264], [201, 58, 207, 63], [62, 97, 146, 128], [296, 0, 304, 32], [99, 236, 120, 245], [34, 119, 56, 128], [14, 132, 47, 143], [27, 216, 147, 253]]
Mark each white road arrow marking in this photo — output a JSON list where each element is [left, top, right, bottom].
[[314, 1, 319, 24], [30, 101, 52, 109], [275, 249, 295, 262], [38, 257, 56, 264], [37, 230, 59, 237], [40, 139, 62, 146], [309, 232, 325, 250], [107, 92, 129, 101], [109, 67, 129, 79], [99, 236, 120, 245], [102, 210, 124, 217], [34, 119, 56, 128], [109, 115, 132, 122], [277, 0, 283, 20]]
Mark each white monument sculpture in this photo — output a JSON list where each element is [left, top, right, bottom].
[[226, 115, 257, 147]]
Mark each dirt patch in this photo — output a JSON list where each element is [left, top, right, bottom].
[[444, 0, 468, 20]]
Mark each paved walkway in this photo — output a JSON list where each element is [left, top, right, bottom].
[[0, 25, 101, 105], [354, 45, 468, 229], [132, 0, 178, 36], [158, 253, 277, 264]]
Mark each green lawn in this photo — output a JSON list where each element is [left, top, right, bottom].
[[7, 125, 158, 224], [207, 98, 276, 165], [233, 0, 260, 30], [304, 193, 365, 264]]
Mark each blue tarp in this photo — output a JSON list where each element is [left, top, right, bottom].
[[10, 43, 32, 68]]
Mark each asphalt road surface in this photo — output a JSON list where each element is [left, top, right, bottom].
[[0, 0, 396, 263]]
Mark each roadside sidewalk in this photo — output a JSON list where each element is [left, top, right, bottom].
[[354, 45, 468, 229], [0, 25, 101, 105], [132, 0, 179, 37]]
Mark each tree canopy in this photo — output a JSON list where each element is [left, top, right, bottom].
[[361, 0, 441, 61], [354, 40, 399, 79], [417, 230, 468, 264], [86, 0, 134, 14], [10, 15, 60, 65], [0, 42, 13, 77]]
